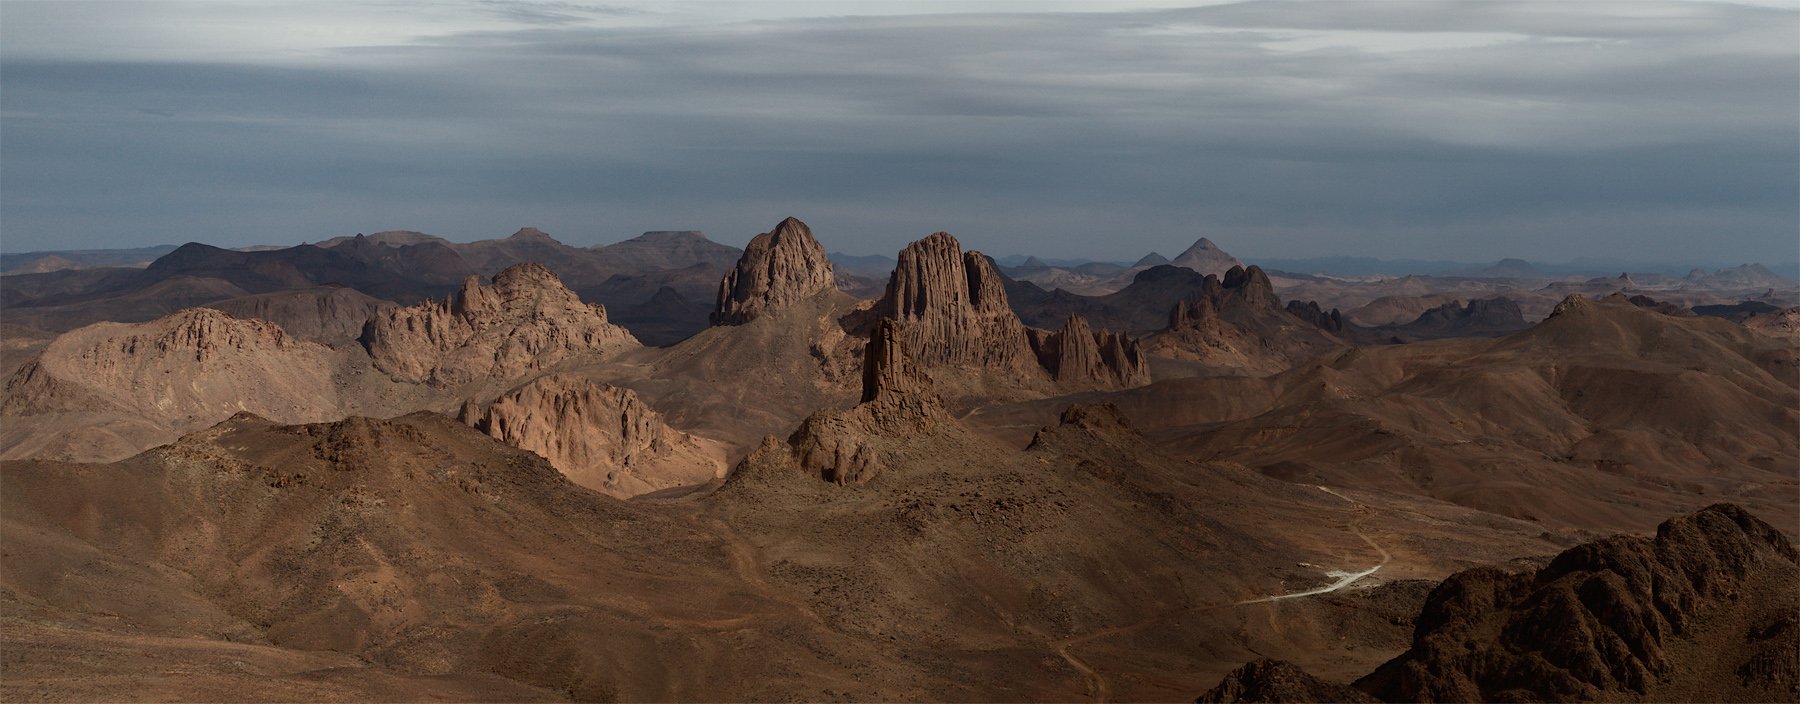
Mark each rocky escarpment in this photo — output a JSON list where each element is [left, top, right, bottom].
[[0, 308, 343, 461], [711, 217, 835, 326], [1027, 315, 1150, 387], [458, 375, 725, 498], [1195, 659, 1376, 703], [875, 232, 1042, 377], [785, 318, 949, 484], [360, 263, 637, 386], [1355, 503, 1797, 702]]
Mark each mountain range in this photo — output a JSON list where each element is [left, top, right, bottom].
[[1, 216, 1794, 702]]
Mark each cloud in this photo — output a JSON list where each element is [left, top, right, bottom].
[[0, 0, 1793, 265]]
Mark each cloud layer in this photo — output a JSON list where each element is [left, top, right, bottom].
[[2, 1, 1794, 264]]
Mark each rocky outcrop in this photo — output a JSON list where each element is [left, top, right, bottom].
[[1, 308, 343, 460], [1147, 264, 1344, 374], [1283, 300, 1345, 334], [788, 318, 948, 484], [458, 375, 725, 498], [361, 263, 637, 387], [1355, 503, 1798, 702], [1170, 237, 1244, 276], [711, 217, 835, 326], [1196, 659, 1376, 703], [1027, 315, 1149, 387], [875, 232, 1041, 376]]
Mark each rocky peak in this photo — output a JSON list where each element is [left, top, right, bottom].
[[876, 232, 1040, 376], [1549, 293, 1592, 319], [506, 227, 557, 242], [1132, 252, 1170, 268], [1170, 237, 1244, 276], [362, 262, 637, 386], [711, 216, 835, 326], [458, 375, 724, 498]]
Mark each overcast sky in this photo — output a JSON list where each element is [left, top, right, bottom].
[[2, 1, 1795, 264]]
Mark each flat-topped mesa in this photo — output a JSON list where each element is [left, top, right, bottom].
[[458, 375, 724, 498], [1028, 315, 1150, 387], [790, 318, 946, 485], [875, 231, 1040, 376], [711, 217, 836, 326], [361, 262, 637, 387]]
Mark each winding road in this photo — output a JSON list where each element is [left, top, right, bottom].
[[1048, 484, 1395, 702]]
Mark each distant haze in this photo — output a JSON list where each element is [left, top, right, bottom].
[[1, 1, 1795, 265]]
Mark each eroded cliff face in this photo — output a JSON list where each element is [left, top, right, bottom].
[[459, 374, 725, 498], [361, 263, 637, 387], [1027, 315, 1150, 388], [711, 217, 835, 326], [875, 232, 1041, 377]]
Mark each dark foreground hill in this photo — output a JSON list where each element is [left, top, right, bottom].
[[1199, 503, 1799, 703]]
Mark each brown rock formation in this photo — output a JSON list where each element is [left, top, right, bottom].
[[711, 217, 835, 326], [458, 375, 725, 498], [360, 263, 636, 386], [2, 308, 337, 419], [1283, 300, 1345, 334], [789, 318, 948, 484], [0, 308, 342, 460], [1027, 315, 1150, 387], [1355, 503, 1798, 702], [875, 232, 1040, 376], [1147, 264, 1344, 374], [1195, 659, 1376, 703]]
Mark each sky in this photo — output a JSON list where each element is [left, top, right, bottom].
[[1, 1, 1795, 265]]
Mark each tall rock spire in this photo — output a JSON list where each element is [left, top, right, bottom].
[[711, 217, 835, 326], [875, 231, 1039, 375]]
